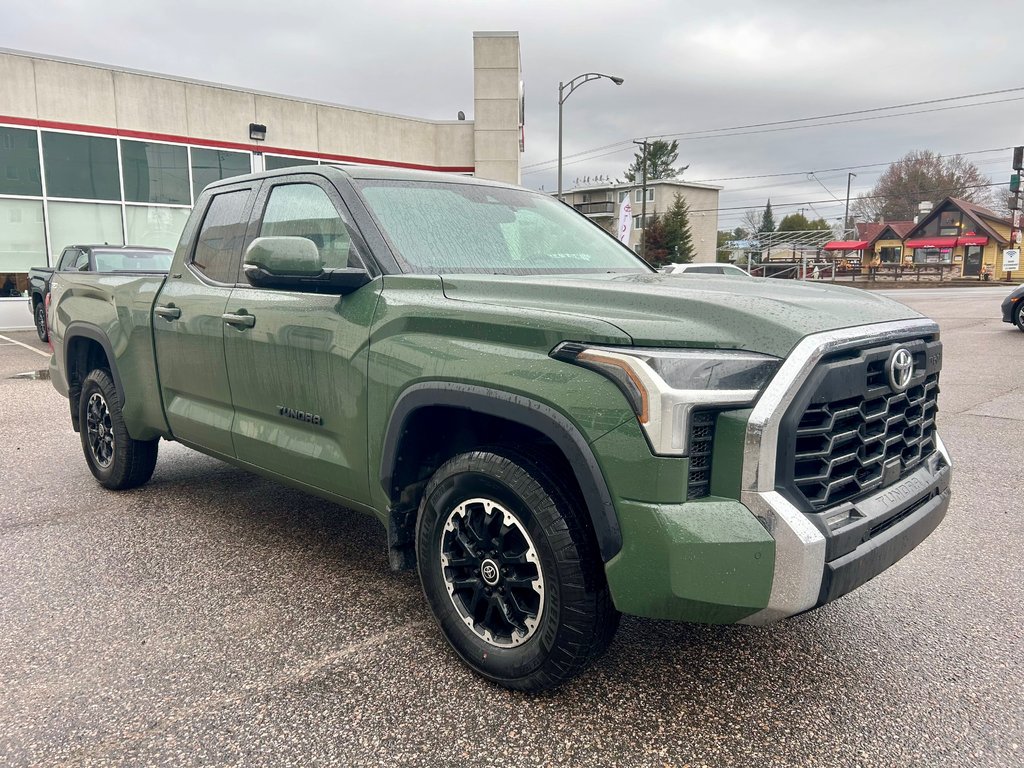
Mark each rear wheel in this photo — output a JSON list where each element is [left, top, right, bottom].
[[416, 449, 619, 691], [78, 369, 158, 489], [34, 301, 48, 342]]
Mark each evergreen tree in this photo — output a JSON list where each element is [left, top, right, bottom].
[[663, 193, 695, 263], [759, 199, 776, 233], [624, 140, 688, 182], [777, 212, 831, 231]]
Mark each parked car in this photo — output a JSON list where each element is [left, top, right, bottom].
[[1001, 284, 1024, 330], [29, 245, 173, 341], [662, 262, 750, 277], [47, 166, 951, 691]]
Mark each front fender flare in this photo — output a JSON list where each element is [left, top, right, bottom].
[[380, 382, 622, 561]]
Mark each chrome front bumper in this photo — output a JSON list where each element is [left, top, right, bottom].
[[737, 318, 951, 625]]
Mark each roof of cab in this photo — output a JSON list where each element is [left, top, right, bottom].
[[71, 245, 173, 253], [204, 163, 516, 192]]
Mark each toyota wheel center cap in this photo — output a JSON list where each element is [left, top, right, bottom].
[[480, 558, 500, 586]]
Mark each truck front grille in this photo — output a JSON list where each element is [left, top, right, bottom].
[[781, 338, 941, 512]]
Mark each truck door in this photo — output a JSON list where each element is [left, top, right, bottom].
[[222, 176, 380, 505], [153, 182, 258, 458]]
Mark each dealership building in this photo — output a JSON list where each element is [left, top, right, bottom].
[[0, 32, 524, 329]]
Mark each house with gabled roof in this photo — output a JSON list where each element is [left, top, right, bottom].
[[901, 197, 1014, 278], [855, 221, 916, 265]]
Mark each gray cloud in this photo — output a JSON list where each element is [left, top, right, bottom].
[[4, 0, 1019, 226]]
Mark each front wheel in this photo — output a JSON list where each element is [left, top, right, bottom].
[[78, 369, 158, 489], [416, 449, 619, 691], [1016, 301, 1024, 332], [34, 301, 48, 342]]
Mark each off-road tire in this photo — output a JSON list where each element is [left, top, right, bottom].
[[34, 301, 48, 342], [78, 368, 158, 490], [416, 448, 619, 691]]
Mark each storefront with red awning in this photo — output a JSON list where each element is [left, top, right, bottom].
[[900, 198, 1010, 277]]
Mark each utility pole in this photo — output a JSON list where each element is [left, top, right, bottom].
[[843, 172, 856, 236], [1008, 145, 1023, 281], [634, 139, 649, 259]]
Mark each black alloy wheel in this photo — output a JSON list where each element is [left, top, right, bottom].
[[86, 391, 115, 468], [34, 301, 48, 342], [439, 497, 545, 647], [78, 368, 159, 490], [416, 449, 619, 691]]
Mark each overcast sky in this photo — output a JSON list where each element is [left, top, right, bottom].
[[4, 0, 1021, 229]]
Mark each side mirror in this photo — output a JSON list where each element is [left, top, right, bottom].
[[242, 236, 372, 295]]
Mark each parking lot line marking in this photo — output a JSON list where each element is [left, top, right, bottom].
[[0, 334, 51, 358]]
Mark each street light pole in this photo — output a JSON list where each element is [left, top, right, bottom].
[[843, 172, 857, 236], [557, 72, 624, 201], [633, 139, 649, 259]]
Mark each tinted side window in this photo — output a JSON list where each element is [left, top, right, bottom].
[[192, 190, 251, 283], [58, 248, 79, 271], [259, 183, 358, 269]]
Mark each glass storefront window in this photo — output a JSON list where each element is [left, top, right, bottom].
[[124, 205, 190, 252], [190, 147, 252, 201], [879, 246, 902, 263], [42, 132, 120, 200], [914, 247, 952, 265], [265, 155, 317, 171], [0, 199, 46, 295], [121, 140, 190, 205], [48, 201, 123, 256], [0, 126, 43, 196]]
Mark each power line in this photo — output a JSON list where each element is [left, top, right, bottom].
[[687, 146, 1015, 184], [521, 87, 1024, 173], [525, 96, 1024, 176], [684, 181, 1006, 216], [651, 87, 1024, 140]]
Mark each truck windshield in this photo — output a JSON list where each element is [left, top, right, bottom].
[[355, 180, 650, 275]]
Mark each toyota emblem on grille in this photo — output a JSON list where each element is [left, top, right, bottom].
[[888, 347, 914, 391]]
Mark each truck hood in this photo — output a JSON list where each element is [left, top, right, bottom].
[[440, 272, 922, 358]]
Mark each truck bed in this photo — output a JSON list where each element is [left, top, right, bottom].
[[49, 272, 171, 440]]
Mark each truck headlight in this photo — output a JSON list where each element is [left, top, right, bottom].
[[552, 342, 781, 456]]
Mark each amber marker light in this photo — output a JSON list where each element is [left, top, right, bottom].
[[577, 349, 651, 423]]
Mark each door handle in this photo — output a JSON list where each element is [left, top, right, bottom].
[[222, 312, 256, 329], [155, 304, 181, 320]]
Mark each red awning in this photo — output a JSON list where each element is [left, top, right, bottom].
[[823, 240, 869, 251], [905, 237, 957, 248], [956, 235, 989, 246]]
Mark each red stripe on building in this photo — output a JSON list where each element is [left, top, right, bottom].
[[0, 114, 476, 173]]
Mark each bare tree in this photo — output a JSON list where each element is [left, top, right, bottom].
[[741, 208, 763, 235], [852, 150, 993, 222]]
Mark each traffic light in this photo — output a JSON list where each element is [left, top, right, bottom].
[[1012, 174, 1022, 194], [1014, 146, 1024, 171]]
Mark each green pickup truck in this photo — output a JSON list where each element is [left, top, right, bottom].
[[48, 166, 951, 691]]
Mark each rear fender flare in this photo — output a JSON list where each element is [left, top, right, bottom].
[[64, 322, 125, 407]]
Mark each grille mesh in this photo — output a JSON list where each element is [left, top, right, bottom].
[[792, 374, 939, 510], [687, 412, 715, 500]]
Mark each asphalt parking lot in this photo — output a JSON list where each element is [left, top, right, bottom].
[[1, 286, 1022, 767]]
